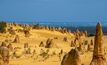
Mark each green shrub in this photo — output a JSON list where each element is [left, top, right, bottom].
[[0, 22, 7, 33]]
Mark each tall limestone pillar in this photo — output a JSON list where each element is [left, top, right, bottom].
[[90, 22, 107, 65]]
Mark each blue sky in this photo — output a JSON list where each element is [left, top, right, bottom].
[[0, 0, 107, 23]]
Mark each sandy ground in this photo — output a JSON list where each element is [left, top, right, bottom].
[[0, 26, 107, 65]]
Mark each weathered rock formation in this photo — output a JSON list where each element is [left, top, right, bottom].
[[0, 43, 9, 65], [90, 39, 94, 45], [87, 44, 93, 52], [45, 38, 55, 48], [13, 35, 20, 43], [63, 37, 68, 42], [87, 39, 94, 52], [1, 42, 6, 47], [7, 43, 13, 51], [24, 43, 29, 48], [78, 43, 83, 50], [39, 41, 45, 47], [61, 49, 81, 65], [90, 23, 107, 65], [8, 27, 16, 35], [71, 41, 75, 47]]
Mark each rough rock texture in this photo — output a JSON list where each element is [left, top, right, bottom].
[[77, 44, 84, 52], [0, 45, 9, 65], [91, 39, 94, 45], [61, 49, 81, 65], [7, 43, 13, 51], [39, 41, 45, 47], [90, 23, 107, 65], [45, 38, 56, 48], [13, 35, 20, 43], [24, 43, 29, 48], [87, 44, 93, 52], [71, 41, 75, 47]]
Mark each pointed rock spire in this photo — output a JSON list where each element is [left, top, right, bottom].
[[90, 22, 107, 65], [94, 22, 104, 57]]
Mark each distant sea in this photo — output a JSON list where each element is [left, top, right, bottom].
[[7, 21, 107, 35]]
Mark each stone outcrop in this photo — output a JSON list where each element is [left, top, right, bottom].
[[13, 35, 20, 43], [45, 38, 55, 48], [90, 23, 107, 65], [87, 39, 94, 52], [24, 43, 29, 48], [71, 41, 75, 47], [61, 49, 81, 65], [0, 43, 9, 65], [91, 39, 94, 45], [39, 41, 45, 47], [63, 37, 68, 42], [7, 43, 13, 51], [77, 43, 84, 52], [87, 44, 93, 52]]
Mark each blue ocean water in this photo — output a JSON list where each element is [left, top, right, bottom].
[[10, 21, 107, 27]]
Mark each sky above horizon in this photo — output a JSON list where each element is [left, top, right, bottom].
[[0, 0, 107, 23]]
